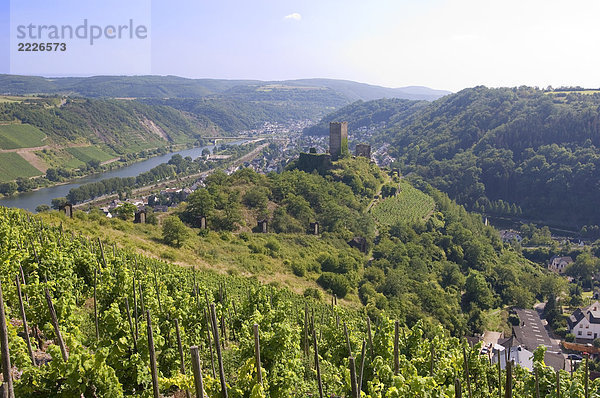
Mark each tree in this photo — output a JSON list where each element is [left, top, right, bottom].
[[51, 197, 68, 210], [566, 252, 600, 286], [16, 177, 35, 192], [183, 189, 215, 227], [46, 168, 59, 182], [115, 203, 137, 220], [0, 182, 17, 196], [35, 204, 50, 212], [463, 271, 495, 311], [162, 216, 189, 247]]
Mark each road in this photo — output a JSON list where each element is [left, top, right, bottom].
[[74, 142, 269, 209]]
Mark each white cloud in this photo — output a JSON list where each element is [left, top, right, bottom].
[[284, 13, 302, 21]]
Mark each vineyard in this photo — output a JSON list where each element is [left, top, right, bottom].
[[371, 181, 435, 226], [0, 206, 598, 397]]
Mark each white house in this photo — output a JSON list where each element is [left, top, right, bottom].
[[491, 346, 534, 371], [568, 301, 600, 341], [500, 230, 523, 243], [548, 255, 574, 274]]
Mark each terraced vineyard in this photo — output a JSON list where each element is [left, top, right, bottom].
[[0, 153, 43, 181], [371, 181, 435, 225], [0, 124, 46, 149], [66, 146, 117, 164]]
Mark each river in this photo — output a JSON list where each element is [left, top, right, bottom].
[[0, 142, 244, 212]]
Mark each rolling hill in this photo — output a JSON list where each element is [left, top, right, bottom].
[[0, 74, 450, 102], [305, 87, 600, 230]]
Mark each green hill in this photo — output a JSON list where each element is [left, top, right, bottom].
[[0, 204, 583, 397], [307, 87, 600, 230], [0, 74, 451, 102], [302, 98, 427, 136]]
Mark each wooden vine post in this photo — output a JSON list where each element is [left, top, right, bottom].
[[146, 310, 160, 398], [203, 308, 217, 378], [497, 349, 502, 398], [349, 356, 359, 398], [585, 353, 589, 398], [190, 346, 205, 398], [394, 320, 399, 375], [313, 328, 324, 398], [462, 345, 472, 398], [94, 269, 99, 341], [534, 367, 540, 398], [253, 324, 263, 385], [504, 360, 512, 398], [210, 303, 228, 398], [15, 275, 35, 366], [124, 298, 137, 352], [454, 378, 462, 398], [0, 281, 14, 398], [44, 286, 68, 361], [358, 339, 366, 393], [174, 319, 191, 398], [343, 322, 352, 357], [366, 316, 374, 358], [556, 369, 560, 398]]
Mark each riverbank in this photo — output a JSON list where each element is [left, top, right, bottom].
[[0, 140, 250, 212], [74, 141, 269, 209]]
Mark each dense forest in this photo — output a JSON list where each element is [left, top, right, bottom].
[[306, 87, 600, 229]]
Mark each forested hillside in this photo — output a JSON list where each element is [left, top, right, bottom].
[[307, 87, 600, 229], [0, 97, 211, 150], [387, 87, 600, 228], [0, 74, 450, 101], [143, 85, 349, 132], [302, 98, 427, 136]]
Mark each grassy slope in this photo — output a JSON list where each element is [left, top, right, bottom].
[[39, 210, 364, 307], [0, 152, 43, 181], [0, 124, 46, 149]]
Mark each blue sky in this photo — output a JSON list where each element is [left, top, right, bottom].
[[1, 0, 600, 91]]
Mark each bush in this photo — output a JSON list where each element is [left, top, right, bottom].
[[565, 333, 576, 342], [554, 327, 568, 338], [265, 239, 280, 257], [291, 262, 306, 277], [304, 288, 322, 300], [317, 272, 351, 298], [248, 243, 264, 254]]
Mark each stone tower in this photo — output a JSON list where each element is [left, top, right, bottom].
[[329, 121, 348, 160]]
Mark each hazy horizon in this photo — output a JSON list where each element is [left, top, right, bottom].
[[2, 0, 600, 92]]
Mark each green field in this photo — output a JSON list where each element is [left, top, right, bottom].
[[0, 124, 46, 149], [371, 181, 436, 225], [66, 146, 116, 164], [0, 153, 43, 181]]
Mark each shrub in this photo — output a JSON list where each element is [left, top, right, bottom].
[[303, 288, 322, 300], [317, 272, 350, 298], [554, 327, 568, 338], [565, 333, 576, 342], [291, 262, 306, 277]]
